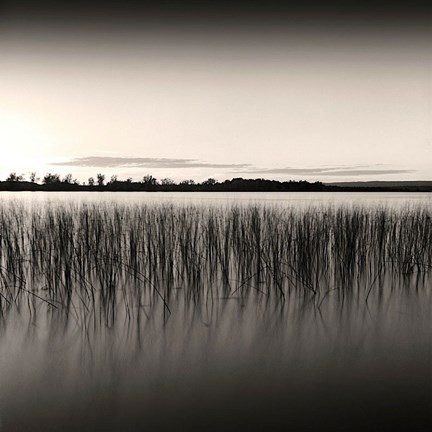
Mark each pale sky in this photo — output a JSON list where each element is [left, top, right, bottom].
[[0, 16, 431, 182]]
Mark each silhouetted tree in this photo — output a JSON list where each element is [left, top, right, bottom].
[[160, 178, 175, 186], [29, 172, 39, 183], [202, 178, 217, 186], [62, 174, 73, 184], [6, 172, 16, 181], [142, 175, 157, 186], [88, 177, 95, 186], [43, 173, 61, 184], [109, 174, 118, 184], [96, 173, 105, 186], [6, 172, 24, 182]]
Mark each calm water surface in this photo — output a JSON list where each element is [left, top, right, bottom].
[[1, 190, 432, 208], [0, 192, 430, 431]]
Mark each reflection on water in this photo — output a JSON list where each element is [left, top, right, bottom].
[[0, 193, 431, 430], [1, 289, 429, 431]]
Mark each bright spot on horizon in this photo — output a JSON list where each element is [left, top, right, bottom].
[[0, 109, 53, 176]]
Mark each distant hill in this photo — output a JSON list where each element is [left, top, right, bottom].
[[326, 181, 432, 192], [327, 181, 432, 188]]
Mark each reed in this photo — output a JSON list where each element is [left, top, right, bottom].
[[0, 202, 431, 324]]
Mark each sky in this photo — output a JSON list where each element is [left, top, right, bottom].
[[0, 1, 431, 183]]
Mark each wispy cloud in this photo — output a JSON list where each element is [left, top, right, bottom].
[[51, 156, 251, 169], [317, 169, 415, 176], [50, 158, 415, 177], [240, 165, 415, 176]]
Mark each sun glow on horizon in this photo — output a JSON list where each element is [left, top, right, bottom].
[[0, 109, 54, 177]]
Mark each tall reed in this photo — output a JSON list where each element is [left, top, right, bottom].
[[0, 202, 431, 324]]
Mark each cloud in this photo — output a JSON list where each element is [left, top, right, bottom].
[[50, 158, 415, 177], [316, 169, 415, 176], [240, 165, 415, 176], [51, 156, 251, 169]]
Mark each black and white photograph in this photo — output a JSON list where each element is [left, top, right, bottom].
[[0, 1, 431, 430]]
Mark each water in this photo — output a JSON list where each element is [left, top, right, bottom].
[[1, 190, 432, 208], [0, 192, 430, 431]]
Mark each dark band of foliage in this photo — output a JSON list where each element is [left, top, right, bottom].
[[2, 172, 432, 191]]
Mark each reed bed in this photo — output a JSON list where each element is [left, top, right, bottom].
[[0, 202, 431, 325]]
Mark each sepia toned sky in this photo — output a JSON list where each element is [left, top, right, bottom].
[[0, 1, 431, 182]]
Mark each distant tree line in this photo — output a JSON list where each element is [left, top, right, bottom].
[[1, 172, 432, 192]]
